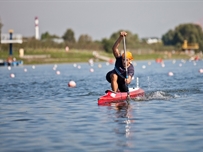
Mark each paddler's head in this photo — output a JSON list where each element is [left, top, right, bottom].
[[121, 51, 133, 67]]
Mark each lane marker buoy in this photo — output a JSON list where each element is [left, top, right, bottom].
[[10, 73, 15, 78], [90, 68, 94, 72], [68, 81, 76, 88], [168, 72, 174, 76], [56, 71, 60, 75], [8, 66, 11, 70], [199, 69, 203, 73]]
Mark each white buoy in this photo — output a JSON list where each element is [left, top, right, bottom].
[[32, 65, 35, 69], [8, 66, 11, 70], [142, 65, 146, 69], [68, 81, 76, 88], [10, 73, 15, 78], [53, 64, 57, 70], [98, 64, 102, 68], [88, 58, 94, 66], [168, 72, 174, 76], [90, 68, 94, 72], [77, 65, 81, 69], [199, 69, 203, 73], [24, 68, 27, 72], [56, 71, 60, 75], [73, 63, 77, 67]]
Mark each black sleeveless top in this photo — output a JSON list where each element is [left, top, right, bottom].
[[114, 56, 134, 79]]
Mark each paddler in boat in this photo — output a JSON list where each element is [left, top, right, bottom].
[[106, 31, 134, 93]]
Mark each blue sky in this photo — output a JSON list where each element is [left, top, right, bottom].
[[0, 0, 203, 41]]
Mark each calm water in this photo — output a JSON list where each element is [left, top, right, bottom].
[[0, 59, 203, 152]]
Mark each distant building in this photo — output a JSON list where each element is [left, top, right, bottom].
[[52, 38, 64, 43], [143, 37, 162, 44]]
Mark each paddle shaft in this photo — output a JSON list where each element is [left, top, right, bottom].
[[123, 36, 130, 101], [123, 36, 128, 77]]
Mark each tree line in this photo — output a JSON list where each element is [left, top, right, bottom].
[[162, 23, 203, 51], [41, 23, 203, 52], [1, 23, 203, 53]]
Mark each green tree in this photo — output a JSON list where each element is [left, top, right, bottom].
[[76, 34, 93, 49], [0, 18, 3, 50], [101, 38, 114, 53], [110, 30, 139, 47], [78, 34, 92, 44], [102, 30, 139, 53], [62, 29, 76, 43], [162, 29, 174, 45], [41, 31, 59, 40], [162, 23, 203, 50]]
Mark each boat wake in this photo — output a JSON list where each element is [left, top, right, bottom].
[[132, 91, 174, 101]]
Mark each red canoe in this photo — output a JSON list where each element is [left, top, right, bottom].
[[98, 87, 145, 106]]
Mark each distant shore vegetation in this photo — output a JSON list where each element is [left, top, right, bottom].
[[0, 23, 202, 64]]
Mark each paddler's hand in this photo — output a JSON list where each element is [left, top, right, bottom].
[[120, 31, 127, 37], [125, 77, 131, 84]]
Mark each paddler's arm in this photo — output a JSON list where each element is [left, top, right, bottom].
[[125, 76, 132, 84], [112, 31, 127, 58]]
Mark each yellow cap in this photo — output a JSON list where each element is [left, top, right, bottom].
[[122, 51, 133, 60]]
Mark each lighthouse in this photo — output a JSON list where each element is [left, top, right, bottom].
[[35, 17, 39, 40]]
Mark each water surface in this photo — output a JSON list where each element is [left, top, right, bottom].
[[0, 60, 203, 152]]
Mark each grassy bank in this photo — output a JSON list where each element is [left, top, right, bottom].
[[0, 48, 191, 65]]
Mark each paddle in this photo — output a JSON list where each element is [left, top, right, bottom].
[[123, 36, 131, 103]]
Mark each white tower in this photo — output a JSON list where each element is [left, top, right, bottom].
[[35, 17, 39, 40]]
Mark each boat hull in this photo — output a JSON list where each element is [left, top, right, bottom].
[[98, 88, 145, 106]]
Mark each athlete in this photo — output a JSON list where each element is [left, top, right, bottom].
[[106, 31, 134, 92]]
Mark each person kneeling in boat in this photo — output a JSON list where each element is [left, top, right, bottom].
[[106, 31, 134, 92]]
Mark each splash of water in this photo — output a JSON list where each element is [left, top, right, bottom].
[[147, 91, 174, 100], [132, 91, 174, 101]]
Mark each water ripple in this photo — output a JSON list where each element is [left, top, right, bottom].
[[0, 61, 203, 152]]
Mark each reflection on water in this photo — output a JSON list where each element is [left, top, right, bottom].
[[108, 105, 134, 149]]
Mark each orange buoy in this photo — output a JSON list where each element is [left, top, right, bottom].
[[156, 58, 163, 63], [194, 56, 199, 61], [109, 58, 114, 64]]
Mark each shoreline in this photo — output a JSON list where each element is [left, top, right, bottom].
[[0, 49, 201, 66]]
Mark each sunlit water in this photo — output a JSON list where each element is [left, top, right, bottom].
[[0, 60, 203, 152]]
